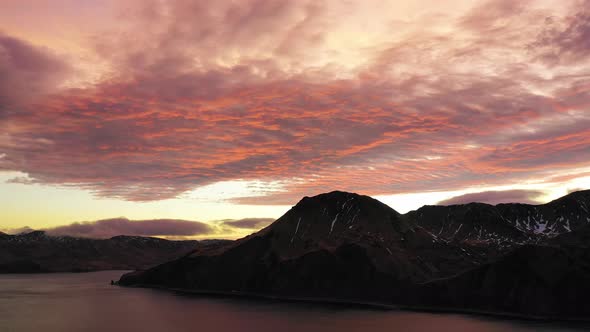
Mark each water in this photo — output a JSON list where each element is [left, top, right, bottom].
[[0, 271, 586, 332]]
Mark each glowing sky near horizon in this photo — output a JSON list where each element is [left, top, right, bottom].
[[1, 0, 590, 239]]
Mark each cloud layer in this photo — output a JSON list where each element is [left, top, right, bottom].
[[0, 217, 277, 239], [437, 189, 545, 206], [44, 218, 213, 238], [0, 32, 71, 117], [1, 0, 589, 205], [219, 218, 274, 229]]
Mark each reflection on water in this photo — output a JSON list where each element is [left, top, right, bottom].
[[0, 271, 586, 332]]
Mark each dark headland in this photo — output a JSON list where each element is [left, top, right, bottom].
[[119, 189, 590, 321], [0, 232, 230, 273]]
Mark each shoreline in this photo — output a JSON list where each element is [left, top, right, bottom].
[[119, 283, 590, 324], [0, 269, 134, 275]]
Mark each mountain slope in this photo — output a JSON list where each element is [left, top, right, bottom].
[[407, 203, 529, 252], [412, 244, 590, 319], [407, 190, 590, 251], [497, 190, 590, 236]]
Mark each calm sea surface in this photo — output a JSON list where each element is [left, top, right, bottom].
[[0, 271, 587, 332]]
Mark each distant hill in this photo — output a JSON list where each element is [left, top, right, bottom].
[[0, 231, 230, 273], [120, 189, 590, 320]]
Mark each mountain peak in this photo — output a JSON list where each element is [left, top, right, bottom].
[[20, 230, 46, 238], [294, 190, 400, 215], [296, 190, 362, 205], [249, 190, 415, 261]]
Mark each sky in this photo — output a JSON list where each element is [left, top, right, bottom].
[[1, 0, 589, 239]]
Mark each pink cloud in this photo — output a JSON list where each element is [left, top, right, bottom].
[[1, 1, 589, 205], [0, 32, 71, 116], [529, 1, 590, 65]]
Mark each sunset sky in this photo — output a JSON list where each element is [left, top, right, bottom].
[[1, 0, 589, 239]]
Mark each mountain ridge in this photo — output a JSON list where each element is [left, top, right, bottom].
[[0, 231, 224, 273], [119, 189, 590, 320]]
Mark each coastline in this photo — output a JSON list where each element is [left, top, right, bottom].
[[118, 283, 590, 324], [0, 268, 135, 274]]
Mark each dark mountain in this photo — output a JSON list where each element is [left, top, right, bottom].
[[0, 231, 217, 273], [411, 245, 590, 320], [119, 189, 590, 320], [407, 203, 529, 252], [548, 222, 590, 248], [406, 190, 590, 253], [120, 192, 486, 290], [250, 191, 481, 281], [496, 190, 590, 236]]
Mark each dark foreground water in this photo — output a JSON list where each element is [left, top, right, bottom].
[[0, 271, 587, 332]]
